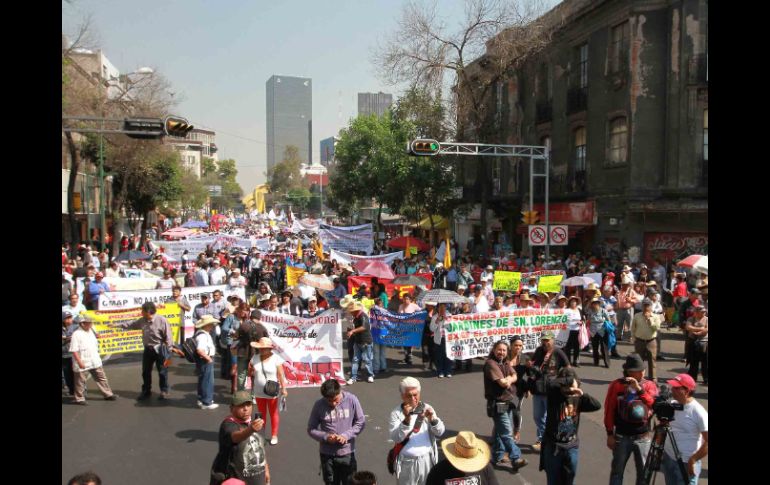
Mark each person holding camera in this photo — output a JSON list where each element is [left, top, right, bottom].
[[540, 367, 601, 485], [661, 374, 708, 485], [483, 340, 528, 472], [210, 391, 270, 485], [388, 377, 445, 485], [604, 353, 659, 485], [528, 331, 570, 452]]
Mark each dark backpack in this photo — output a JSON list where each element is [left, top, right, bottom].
[[616, 384, 651, 426], [181, 330, 204, 363]]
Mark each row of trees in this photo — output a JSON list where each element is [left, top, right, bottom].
[[266, 146, 321, 214], [62, 17, 242, 257]]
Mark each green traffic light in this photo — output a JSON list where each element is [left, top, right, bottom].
[[430, 143, 438, 151]]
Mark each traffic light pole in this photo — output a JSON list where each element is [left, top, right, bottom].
[[409, 141, 549, 261]]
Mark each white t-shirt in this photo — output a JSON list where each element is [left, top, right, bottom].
[[565, 308, 583, 331], [250, 354, 281, 399], [474, 295, 490, 313], [209, 267, 227, 285], [665, 399, 708, 461], [69, 327, 103, 372], [195, 330, 216, 358], [400, 411, 433, 458]]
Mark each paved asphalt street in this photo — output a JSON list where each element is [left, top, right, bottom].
[[62, 327, 708, 485]]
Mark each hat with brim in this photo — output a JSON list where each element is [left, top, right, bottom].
[[519, 294, 532, 302], [568, 296, 581, 304], [195, 315, 220, 329], [622, 265, 631, 272], [590, 297, 601, 304], [231, 390, 253, 406], [441, 431, 491, 473], [250, 337, 274, 349], [339, 295, 356, 309], [585, 283, 599, 292], [556, 295, 568, 301], [540, 330, 555, 340], [346, 300, 365, 312]]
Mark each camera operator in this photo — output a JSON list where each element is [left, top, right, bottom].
[[483, 340, 528, 472], [662, 374, 708, 485], [604, 354, 659, 485]]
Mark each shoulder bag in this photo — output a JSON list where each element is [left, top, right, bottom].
[[260, 359, 281, 397]]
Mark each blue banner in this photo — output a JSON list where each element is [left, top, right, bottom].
[[370, 307, 427, 347]]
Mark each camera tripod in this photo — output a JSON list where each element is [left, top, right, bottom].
[[641, 418, 690, 485]]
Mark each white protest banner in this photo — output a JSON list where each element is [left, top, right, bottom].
[[76, 276, 159, 306], [328, 249, 404, 267], [291, 218, 321, 233], [584, 272, 603, 286], [154, 237, 218, 260], [319, 223, 374, 255], [253, 237, 271, 251], [97, 284, 246, 339], [444, 308, 568, 359], [258, 309, 345, 388]]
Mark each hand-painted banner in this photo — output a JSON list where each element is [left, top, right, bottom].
[[286, 266, 306, 287], [537, 274, 564, 293], [347, 274, 432, 298], [329, 249, 403, 267], [258, 310, 345, 388], [83, 303, 181, 355], [444, 309, 568, 359], [369, 307, 426, 347], [492, 271, 521, 291], [319, 223, 374, 255], [97, 285, 245, 339]]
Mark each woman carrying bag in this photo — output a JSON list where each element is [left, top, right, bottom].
[[249, 337, 288, 446]]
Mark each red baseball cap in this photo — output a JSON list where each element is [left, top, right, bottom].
[[666, 373, 696, 391]]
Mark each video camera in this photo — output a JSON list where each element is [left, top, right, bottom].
[[651, 384, 684, 421]]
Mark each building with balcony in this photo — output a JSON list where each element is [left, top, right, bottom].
[[165, 128, 218, 178], [455, 0, 707, 263]]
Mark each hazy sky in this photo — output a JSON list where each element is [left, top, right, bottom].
[[63, 0, 559, 193]]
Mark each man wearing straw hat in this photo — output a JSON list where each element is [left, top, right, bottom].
[[194, 314, 220, 410], [425, 431, 500, 485], [345, 299, 375, 384]]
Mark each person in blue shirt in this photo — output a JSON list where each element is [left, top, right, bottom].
[[86, 272, 110, 310], [325, 276, 348, 308]]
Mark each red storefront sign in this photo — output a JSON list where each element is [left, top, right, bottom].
[[532, 201, 596, 225], [643, 232, 708, 265]]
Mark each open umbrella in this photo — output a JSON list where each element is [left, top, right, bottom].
[[561, 276, 596, 288], [416, 289, 467, 307], [391, 275, 431, 286], [386, 236, 430, 252], [354, 260, 396, 279], [299, 273, 335, 291], [182, 220, 209, 229], [677, 254, 707, 269], [687, 255, 708, 274], [115, 250, 152, 262]]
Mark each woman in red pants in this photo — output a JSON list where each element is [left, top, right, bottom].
[[248, 337, 288, 446]]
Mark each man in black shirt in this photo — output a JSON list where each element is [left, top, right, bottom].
[[425, 431, 499, 485], [345, 300, 374, 384], [210, 391, 270, 485], [539, 367, 601, 485], [528, 331, 571, 452]]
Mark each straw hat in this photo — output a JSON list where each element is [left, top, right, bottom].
[[194, 314, 220, 329], [441, 431, 491, 473], [339, 295, 356, 309], [250, 337, 274, 349]]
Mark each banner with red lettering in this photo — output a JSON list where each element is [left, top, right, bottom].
[[347, 274, 432, 299], [258, 309, 345, 388]]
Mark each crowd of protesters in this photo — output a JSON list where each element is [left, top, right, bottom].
[[63, 213, 707, 485]]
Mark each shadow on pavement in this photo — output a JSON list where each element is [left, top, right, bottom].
[[176, 429, 219, 443]]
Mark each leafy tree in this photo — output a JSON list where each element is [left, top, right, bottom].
[[267, 146, 304, 196], [178, 169, 209, 218], [287, 186, 313, 213], [200, 158, 244, 212], [201, 157, 217, 178]]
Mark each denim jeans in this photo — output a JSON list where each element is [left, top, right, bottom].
[[492, 405, 522, 462], [434, 339, 453, 376], [532, 394, 548, 442], [351, 343, 373, 380], [609, 434, 651, 485], [661, 453, 700, 485], [542, 441, 579, 485], [372, 343, 388, 373], [320, 453, 357, 485], [142, 346, 169, 394], [196, 360, 214, 405]]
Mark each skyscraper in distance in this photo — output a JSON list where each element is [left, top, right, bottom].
[[266, 75, 312, 173], [358, 92, 393, 118]]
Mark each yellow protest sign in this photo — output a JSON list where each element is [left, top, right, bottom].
[[538, 274, 564, 293], [286, 266, 306, 287], [493, 271, 521, 292], [82, 303, 181, 355]]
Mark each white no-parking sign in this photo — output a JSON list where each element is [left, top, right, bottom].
[[549, 225, 569, 246], [528, 225, 548, 246]]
